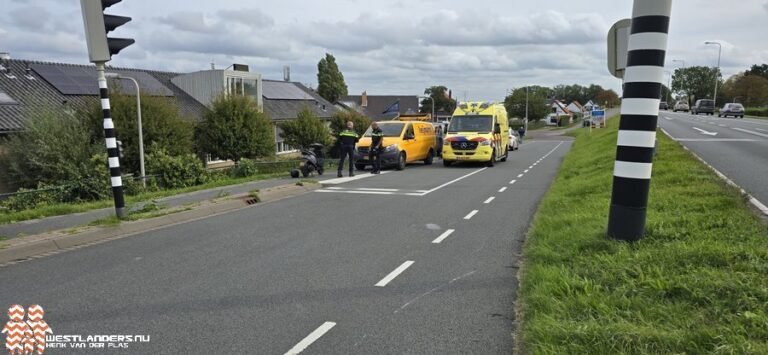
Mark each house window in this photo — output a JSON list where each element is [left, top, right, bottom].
[[243, 79, 259, 101], [276, 141, 297, 154], [226, 77, 244, 96]]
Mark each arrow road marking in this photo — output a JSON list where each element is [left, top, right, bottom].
[[693, 127, 718, 136]]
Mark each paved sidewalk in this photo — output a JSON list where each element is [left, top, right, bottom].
[[0, 174, 337, 238]]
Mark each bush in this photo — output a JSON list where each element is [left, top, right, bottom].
[[87, 91, 195, 175], [279, 107, 332, 150], [0, 185, 69, 212], [146, 149, 208, 189], [196, 94, 275, 162], [230, 158, 259, 178], [745, 107, 768, 117], [0, 108, 112, 201], [557, 115, 572, 127]]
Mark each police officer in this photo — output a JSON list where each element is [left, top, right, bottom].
[[337, 121, 359, 177], [369, 121, 384, 174]]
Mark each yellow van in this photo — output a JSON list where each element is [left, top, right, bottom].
[[442, 102, 509, 167], [354, 121, 437, 171]]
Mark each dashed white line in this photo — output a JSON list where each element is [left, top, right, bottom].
[[510, 180, 517, 185], [285, 322, 337, 355], [529, 166, 534, 169], [517, 174, 524, 178], [498, 187, 507, 193], [432, 229, 455, 244], [464, 210, 479, 220], [484, 197, 495, 204], [733, 127, 768, 138], [375, 261, 415, 287], [523, 170, 530, 173]]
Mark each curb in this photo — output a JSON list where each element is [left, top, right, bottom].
[[660, 128, 768, 217], [0, 182, 321, 266]]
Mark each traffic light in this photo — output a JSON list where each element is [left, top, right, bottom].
[[80, 0, 135, 63]]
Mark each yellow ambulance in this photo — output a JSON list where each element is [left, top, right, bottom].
[[442, 102, 509, 167]]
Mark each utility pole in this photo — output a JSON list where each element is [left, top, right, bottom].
[[608, 0, 672, 241], [705, 41, 722, 106], [525, 86, 529, 132]]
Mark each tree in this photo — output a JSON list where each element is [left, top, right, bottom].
[[722, 73, 768, 107], [0, 108, 110, 201], [87, 91, 194, 175], [330, 110, 371, 138], [745, 64, 768, 80], [503, 87, 550, 121], [196, 95, 275, 162], [595, 89, 620, 108], [279, 107, 332, 150], [672, 66, 724, 104], [420, 86, 457, 116], [317, 53, 348, 103]]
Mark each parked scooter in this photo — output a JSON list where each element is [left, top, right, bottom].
[[292, 143, 325, 178]]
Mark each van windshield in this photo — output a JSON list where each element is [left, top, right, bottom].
[[448, 115, 493, 133], [364, 123, 405, 137]]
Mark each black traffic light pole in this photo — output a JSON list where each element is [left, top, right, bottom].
[[96, 63, 126, 219], [608, 0, 672, 241], [81, 0, 134, 219]]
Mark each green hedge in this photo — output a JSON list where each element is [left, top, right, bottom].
[[745, 107, 768, 117]]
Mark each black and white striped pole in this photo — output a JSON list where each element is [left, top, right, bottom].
[[97, 63, 126, 219], [81, 0, 134, 219], [608, 0, 672, 241]]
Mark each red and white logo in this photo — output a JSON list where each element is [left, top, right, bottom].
[[2, 305, 52, 355]]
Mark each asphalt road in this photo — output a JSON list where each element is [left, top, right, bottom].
[[658, 110, 768, 206], [0, 140, 571, 354]]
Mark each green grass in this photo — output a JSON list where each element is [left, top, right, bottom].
[[248, 189, 261, 203], [296, 179, 319, 186], [518, 116, 768, 354], [0, 172, 283, 225]]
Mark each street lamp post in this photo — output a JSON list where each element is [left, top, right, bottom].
[[105, 73, 145, 188], [672, 59, 687, 105], [705, 41, 722, 105], [421, 96, 435, 122], [525, 86, 529, 132], [664, 70, 672, 104]]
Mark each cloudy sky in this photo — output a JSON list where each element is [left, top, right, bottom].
[[2, 0, 768, 100]]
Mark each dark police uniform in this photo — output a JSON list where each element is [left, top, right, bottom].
[[337, 129, 359, 177], [369, 127, 384, 174]]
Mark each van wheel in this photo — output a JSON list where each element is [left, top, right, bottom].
[[500, 147, 508, 162], [443, 160, 453, 167], [487, 151, 496, 167], [424, 150, 434, 165], [396, 152, 406, 171]]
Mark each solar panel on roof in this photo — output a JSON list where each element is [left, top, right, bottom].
[[262, 81, 311, 100], [30, 63, 174, 97], [0, 90, 18, 105]]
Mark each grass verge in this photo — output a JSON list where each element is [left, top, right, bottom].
[[518, 116, 768, 354], [0, 173, 283, 225]]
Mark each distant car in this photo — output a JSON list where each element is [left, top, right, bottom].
[[719, 103, 745, 118], [659, 101, 668, 110], [508, 129, 520, 151], [692, 99, 716, 115], [673, 102, 689, 112]]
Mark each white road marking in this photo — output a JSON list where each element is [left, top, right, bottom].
[[357, 188, 400, 192], [733, 127, 768, 138], [464, 210, 479, 220], [317, 190, 394, 195], [693, 127, 718, 136], [510, 180, 517, 185], [326, 187, 342, 190], [321, 171, 391, 185], [529, 166, 534, 169], [517, 174, 524, 178], [524, 170, 530, 173], [420, 168, 488, 196], [432, 229, 455, 244], [375, 261, 415, 287], [664, 116, 673, 120], [757, 128, 768, 133], [285, 322, 337, 355], [498, 187, 507, 193], [675, 138, 756, 142], [718, 124, 727, 127], [484, 197, 495, 204]]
